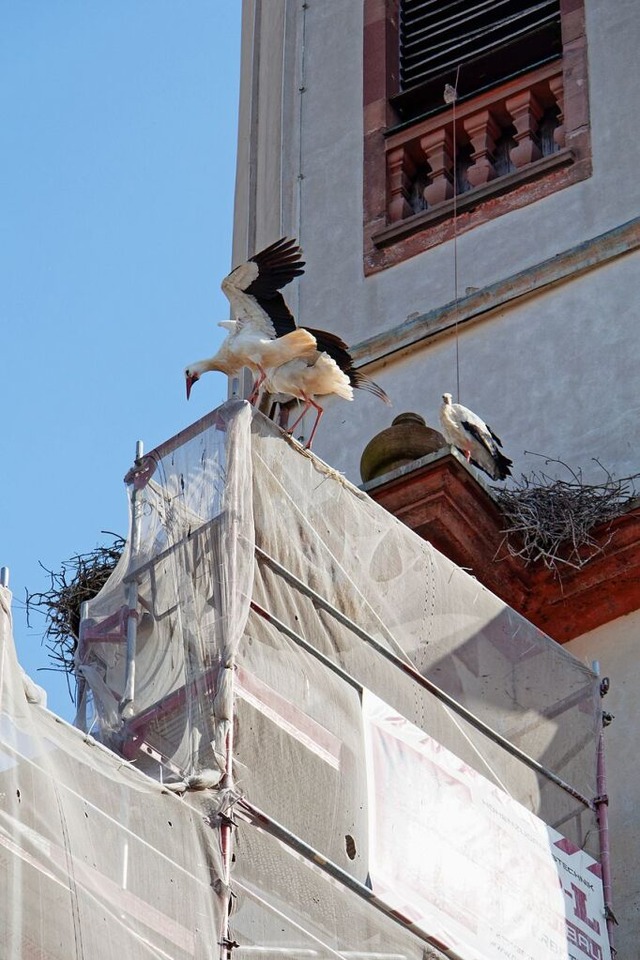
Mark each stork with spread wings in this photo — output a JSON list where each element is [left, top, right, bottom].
[[184, 238, 316, 401]]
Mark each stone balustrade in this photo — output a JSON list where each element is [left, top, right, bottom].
[[385, 62, 565, 224]]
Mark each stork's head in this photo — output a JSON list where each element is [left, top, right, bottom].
[[184, 362, 208, 399], [184, 368, 199, 400], [442, 392, 453, 405], [185, 353, 228, 398]]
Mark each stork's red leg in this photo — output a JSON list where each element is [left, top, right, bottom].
[[304, 399, 324, 449], [287, 398, 312, 435], [247, 367, 267, 405]]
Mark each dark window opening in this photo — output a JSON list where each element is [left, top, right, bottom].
[[493, 127, 518, 177], [455, 142, 475, 195], [394, 0, 562, 121]]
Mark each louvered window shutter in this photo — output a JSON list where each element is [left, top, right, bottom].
[[395, 0, 562, 120]]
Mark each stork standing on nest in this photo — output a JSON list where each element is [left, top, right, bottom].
[[266, 329, 391, 449], [439, 392, 512, 481], [184, 238, 317, 401]]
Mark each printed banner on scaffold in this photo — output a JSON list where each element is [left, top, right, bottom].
[[362, 690, 609, 960]]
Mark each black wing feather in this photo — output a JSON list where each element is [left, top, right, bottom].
[[462, 420, 513, 480], [244, 237, 305, 337], [493, 451, 513, 480], [484, 423, 504, 448], [304, 327, 390, 404], [461, 420, 495, 455], [260, 294, 297, 336], [304, 328, 351, 367], [245, 238, 305, 299]]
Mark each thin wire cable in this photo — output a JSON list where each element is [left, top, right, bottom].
[[289, 0, 308, 432], [297, 0, 308, 246], [450, 64, 462, 403]]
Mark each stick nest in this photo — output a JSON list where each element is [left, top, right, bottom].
[[27, 533, 125, 680], [495, 456, 639, 575]]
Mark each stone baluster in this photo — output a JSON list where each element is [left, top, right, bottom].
[[548, 73, 565, 149], [387, 146, 416, 222], [420, 128, 454, 206], [463, 109, 501, 187], [505, 89, 543, 168]]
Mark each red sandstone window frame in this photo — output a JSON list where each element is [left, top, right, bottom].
[[363, 0, 591, 275]]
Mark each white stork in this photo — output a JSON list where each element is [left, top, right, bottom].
[[439, 392, 512, 481], [266, 329, 391, 449], [185, 238, 317, 401]]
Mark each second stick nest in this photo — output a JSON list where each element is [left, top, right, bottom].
[[496, 457, 638, 574], [27, 533, 125, 681]]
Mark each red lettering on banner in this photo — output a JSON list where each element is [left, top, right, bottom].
[[566, 920, 603, 959], [570, 883, 601, 934]]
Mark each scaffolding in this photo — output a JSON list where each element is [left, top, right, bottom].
[[2, 401, 612, 959]]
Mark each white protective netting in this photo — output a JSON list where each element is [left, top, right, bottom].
[[6, 399, 606, 959], [77, 401, 255, 782], [0, 584, 226, 960]]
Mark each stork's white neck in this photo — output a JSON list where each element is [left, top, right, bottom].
[[187, 355, 225, 376]]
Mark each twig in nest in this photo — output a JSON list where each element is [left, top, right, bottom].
[[495, 456, 639, 576], [26, 533, 125, 688]]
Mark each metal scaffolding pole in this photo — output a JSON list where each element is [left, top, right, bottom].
[[121, 440, 144, 719], [593, 662, 616, 958], [237, 799, 455, 960]]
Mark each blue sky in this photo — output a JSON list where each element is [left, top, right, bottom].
[[1, 3, 240, 719]]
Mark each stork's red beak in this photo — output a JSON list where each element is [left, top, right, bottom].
[[186, 374, 197, 400]]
